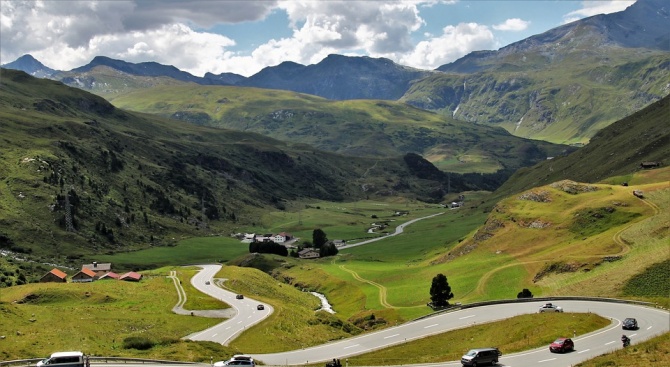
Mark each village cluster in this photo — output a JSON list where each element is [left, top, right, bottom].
[[39, 262, 142, 283]]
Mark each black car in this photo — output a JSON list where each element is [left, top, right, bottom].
[[236, 294, 244, 299], [622, 318, 638, 330]]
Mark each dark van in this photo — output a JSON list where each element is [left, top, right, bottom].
[[461, 347, 501, 366]]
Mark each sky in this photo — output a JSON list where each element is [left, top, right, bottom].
[[0, 0, 636, 77]]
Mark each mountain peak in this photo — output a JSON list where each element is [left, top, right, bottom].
[[2, 54, 58, 78]]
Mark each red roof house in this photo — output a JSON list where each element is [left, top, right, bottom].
[[40, 268, 67, 283], [98, 272, 120, 280], [119, 271, 142, 282], [72, 267, 97, 283]]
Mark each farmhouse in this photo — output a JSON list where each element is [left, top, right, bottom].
[[119, 271, 142, 282], [640, 161, 661, 169], [40, 268, 67, 283], [72, 267, 97, 283], [98, 272, 120, 280], [273, 232, 293, 243], [82, 262, 112, 277], [298, 248, 320, 259]]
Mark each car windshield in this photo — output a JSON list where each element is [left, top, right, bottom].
[[553, 339, 564, 344], [466, 350, 478, 356]]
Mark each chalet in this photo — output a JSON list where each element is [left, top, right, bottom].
[[40, 268, 67, 283], [332, 240, 346, 246], [298, 248, 320, 259], [273, 232, 293, 243], [72, 267, 97, 283], [82, 262, 112, 277], [98, 272, 120, 280], [119, 271, 143, 282], [640, 161, 661, 169]]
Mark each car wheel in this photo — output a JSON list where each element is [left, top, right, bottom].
[[471, 363, 477, 367]]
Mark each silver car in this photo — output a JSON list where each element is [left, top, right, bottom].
[[539, 303, 563, 313]]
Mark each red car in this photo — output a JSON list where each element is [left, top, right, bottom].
[[549, 338, 574, 353]]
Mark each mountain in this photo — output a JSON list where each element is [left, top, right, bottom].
[[492, 93, 670, 200], [238, 54, 433, 100], [0, 68, 470, 266], [2, 0, 667, 146], [436, 0, 669, 74], [401, 0, 670, 144], [1, 54, 58, 78], [109, 84, 574, 175], [69, 55, 243, 86]]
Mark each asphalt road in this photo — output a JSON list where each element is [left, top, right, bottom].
[[183, 264, 273, 345], [339, 212, 444, 249], [181, 265, 668, 367], [247, 300, 668, 366]]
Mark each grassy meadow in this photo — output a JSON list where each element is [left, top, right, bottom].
[[1, 169, 667, 363]]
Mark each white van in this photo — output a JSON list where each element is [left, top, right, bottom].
[[36, 351, 84, 367]]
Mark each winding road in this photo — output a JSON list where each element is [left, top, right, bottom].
[[173, 208, 668, 366], [180, 265, 668, 367]]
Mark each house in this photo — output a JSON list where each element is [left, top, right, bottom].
[[640, 161, 661, 169], [40, 268, 67, 283], [298, 248, 320, 259], [71, 267, 96, 283], [82, 262, 112, 277], [98, 272, 120, 280], [273, 232, 293, 243], [119, 271, 143, 282]]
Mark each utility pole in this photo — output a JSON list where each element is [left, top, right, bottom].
[[64, 186, 75, 232]]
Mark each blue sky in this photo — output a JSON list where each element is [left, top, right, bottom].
[[0, 1, 636, 77]]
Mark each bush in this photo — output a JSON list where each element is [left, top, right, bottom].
[[122, 336, 155, 350]]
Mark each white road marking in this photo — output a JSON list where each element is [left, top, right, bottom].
[[459, 315, 476, 319], [424, 323, 439, 328], [630, 333, 638, 337], [343, 344, 360, 350], [384, 334, 400, 339], [605, 341, 616, 345], [212, 333, 217, 337], [538, 358, 556, 363], [647, 326, 653, 330], [578, 349, 590, 354]]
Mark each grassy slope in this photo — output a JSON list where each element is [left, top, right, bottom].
[[492, 93, 670, 202], [0, 68, 457, 273], [1, 169, 666, 361], [109, 84, 571, 174], [0, 268, 230, 361], [272, 168, 669, 324]]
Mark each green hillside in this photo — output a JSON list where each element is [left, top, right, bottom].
[[402, 50, 669, 145], [109, 84, 572, 174], [492, 93, 670, 201], [0, 68, 461, 273]]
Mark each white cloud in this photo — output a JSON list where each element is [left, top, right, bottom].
[[278, 1, 423, 54], [0, 0, 273, 73], [399, 23, 495, 70], [493, 18, 530, 32], [563, 0, 635, 24]]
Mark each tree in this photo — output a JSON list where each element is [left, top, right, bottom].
[[517, 288, 533, 298], [429, 273, 454, 307], [319, 242, 339, 257], [312, 228, 328, 248]]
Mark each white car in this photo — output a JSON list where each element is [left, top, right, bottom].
[[213, 356, 255, 367], [539, 303, 563, 313]]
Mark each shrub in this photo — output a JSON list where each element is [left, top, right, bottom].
[[122, 336, 154, 350]]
